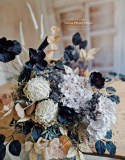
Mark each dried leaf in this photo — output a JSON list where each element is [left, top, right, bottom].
[[54, 35, 61, 43], [59, 135, 71, 155], [50, 43, 58, 51], [34, 137, 50, 154], [63, 65, 73, 74], [67, 147, 77, 158], [46, 51, 54, 60], [74, 67, 79, 75], [76, 151, 85, 160], [1, 109, 12, 119], [17, 116, 30, 122], [15, 103, 25, 119], [59, 126, 68, 135], [80, 49, 87, 59], [79, 142, 92, 153], [30, 149, 37, 160], [24, 141, 33, 152], [26, 104, 35, 116], [50, 26, 60, 34], [50, 138, 66, 159], [87, 48, 100, 56], [86, 55, 94, 60], [47, 36, 54, 44]]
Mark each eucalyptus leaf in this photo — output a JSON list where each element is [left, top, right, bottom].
[[108, 95, 120, 104], [0, 144, 6, 160], [106, 87, 116, 94], [95, 140, 106, 156], [9, 140, 21, 156], [105, 130, 112, 139], [106, 141, 116, 156]]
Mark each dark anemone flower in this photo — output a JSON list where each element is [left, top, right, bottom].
[[25, 48, 47, 71], [0, 37, 22, 63], [58, 105, 77, 125], [89, 72, 105, 89]]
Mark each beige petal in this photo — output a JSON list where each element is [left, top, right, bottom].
[[50, 26, 60, 34], [30, 149, 37, 160], [15, 103, 25, 119], [59, 126, 68, 135], [86, 55, 95, 60], [13, 109, 20, 120], [63, 65, 73, 74], [17, 116, 30, 122], [1, 109, 12, 119], [79, 142, 92, 153], [50, 43, 58, 51], [26, 104, 35, 116], [54, 35, 61, 43], [76, 151, 85, 160], [47, 36, 54, 44], [80, 49, 87, 59], [24, 141, 33, 152], [67, 147, 77, 158], [87, 48, 100, 56], [46, 51, 54, 60], [74, 67, 79, 75]]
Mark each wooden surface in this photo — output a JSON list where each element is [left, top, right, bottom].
[[0, 81, 125, 159]]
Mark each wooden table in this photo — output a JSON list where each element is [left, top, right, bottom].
[[0, 81, 125, 159]]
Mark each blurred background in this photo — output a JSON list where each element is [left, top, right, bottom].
[[0, 0, 125, 86]]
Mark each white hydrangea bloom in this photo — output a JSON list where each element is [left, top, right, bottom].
[[23, 77, 51, 102], [35, 99, 58, 127], [87, 96, 116, 140], [58, 74, 93, 111]]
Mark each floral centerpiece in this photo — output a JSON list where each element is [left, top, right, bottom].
[[0, 4, 125, 160]]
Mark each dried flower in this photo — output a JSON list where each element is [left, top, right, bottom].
[[23, 77, 51, 102], [87, 96, 116, 140], [89, 72, 105, 89], [35, 99, 58, 127], [58, 74, 93, 111], [25, 48, 47, 71], [0, 37, 22, 63]]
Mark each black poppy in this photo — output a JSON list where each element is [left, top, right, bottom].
[[0, 37, 22, 63], [89, 72, 105, 89], [25, 48, 47, 71], [58, 105, 77, 125]]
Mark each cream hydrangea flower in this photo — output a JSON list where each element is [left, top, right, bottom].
[[87, 96, 116, 140], [23, 77, 51, 102], [35, 99, 58, 127]]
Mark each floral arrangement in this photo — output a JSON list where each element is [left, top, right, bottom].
[[0, 4, 125, 160]]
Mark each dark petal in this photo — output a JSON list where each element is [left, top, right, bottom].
[[34, 60, 47, 71], [29, 48, 37, 59], [95, 77, 105, 89], [73, 51, 79, 62], [25, 61, 34, 69], [58, 106, 76, 125], [89, 72, 105, 89], [64, 50, 74, 61], [79, 40, 88, 49], [0, 37, 14, 50], [65, 45, 74, 51], [72, 32, 82, 45], [0, 52, 15, 63], [29, 48, 46, 61], [10, 40, 22, 55]]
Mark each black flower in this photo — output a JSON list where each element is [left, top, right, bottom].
[[89, 72, 105, 89], [0, 37, 22, 63], [58, 105, 77, 125], [25, 48, 47, 71]]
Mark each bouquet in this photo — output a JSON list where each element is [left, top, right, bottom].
[[0, 24, 124, 160]]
